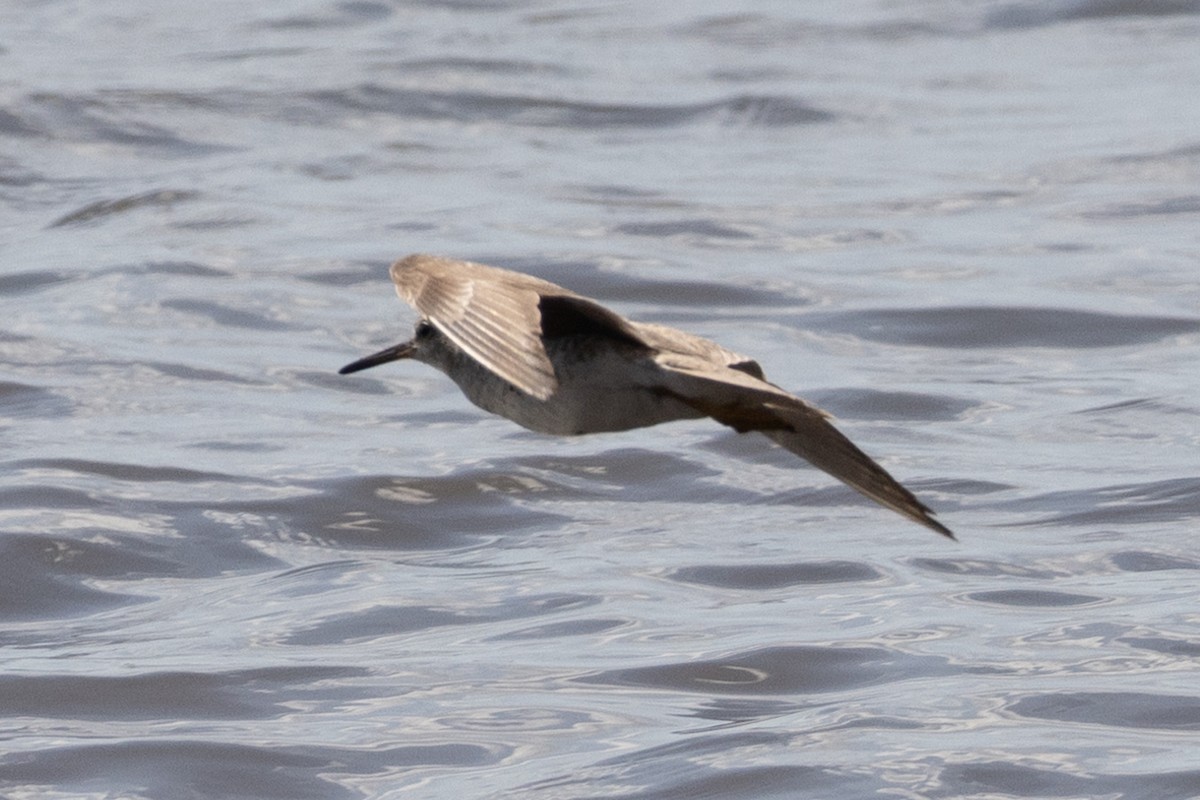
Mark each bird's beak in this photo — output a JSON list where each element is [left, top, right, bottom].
[[338, 340, 417, 375]]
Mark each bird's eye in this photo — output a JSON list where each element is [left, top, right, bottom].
[[415, 321, 434, 338]]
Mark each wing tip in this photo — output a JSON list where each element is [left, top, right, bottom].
[[390, 253, 441, 286], [920, 513, 957, 541]]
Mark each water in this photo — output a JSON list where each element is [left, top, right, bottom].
[[3, 0, 1200, 797]]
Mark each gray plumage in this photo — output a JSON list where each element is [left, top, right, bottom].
[[341, 254, 954, 539]]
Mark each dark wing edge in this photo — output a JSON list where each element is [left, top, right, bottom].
[[655, 358, 954, 538], [537, 294, 651, 349], [759, 403, 955, 539]]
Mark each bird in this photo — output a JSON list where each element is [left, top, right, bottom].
[[339, 254, 954, 539]]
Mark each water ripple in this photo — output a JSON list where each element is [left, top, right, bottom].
[[669, 560, 884, 590], [306, 85, 836, 128], [1004, 477, 1200, 526], [987, 0, 1200, 30], [48, 189, 199, 228], [806, 306, 1200, 348], [283, 592, 599, 646], [1009, 691, 1200, 731], [0, 740, 508, 800], [0, 666, 367, 721], [579, 644, 954, 695]]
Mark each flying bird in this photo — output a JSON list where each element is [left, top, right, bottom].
[[340, 254, 954, 538]]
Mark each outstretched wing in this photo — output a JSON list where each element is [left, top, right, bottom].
[[758, 408, 954, 538], [390, 255, 566, 400], [650, 345, 954, 539]]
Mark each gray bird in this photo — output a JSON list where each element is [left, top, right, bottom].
[[340, 254, 954, 538]]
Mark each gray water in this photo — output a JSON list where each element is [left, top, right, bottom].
[[4, 1, 1200, 798]]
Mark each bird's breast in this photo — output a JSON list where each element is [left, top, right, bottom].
[[445, 338, 704, 436]]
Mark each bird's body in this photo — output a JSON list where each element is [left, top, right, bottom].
[[432, 330, 706, 436], [341, 254, 954, 538]]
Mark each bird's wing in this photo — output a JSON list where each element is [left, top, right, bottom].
[[390, 255, 566, 400], [537, 294, 650, 348], [652, 349, 954, 539], [758, 410, 954, 538]]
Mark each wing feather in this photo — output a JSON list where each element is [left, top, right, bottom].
[[652, 350, 953, 538], [759, 407, 954, 538], [390, 255, 565, 400]]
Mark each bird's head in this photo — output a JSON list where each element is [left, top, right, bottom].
[[338, 320, 442, 375]]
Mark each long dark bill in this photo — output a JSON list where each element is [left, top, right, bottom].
[[338, 340, 417, 375]]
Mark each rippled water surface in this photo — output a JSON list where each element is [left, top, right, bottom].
[[4, 1, 1200, 798]]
